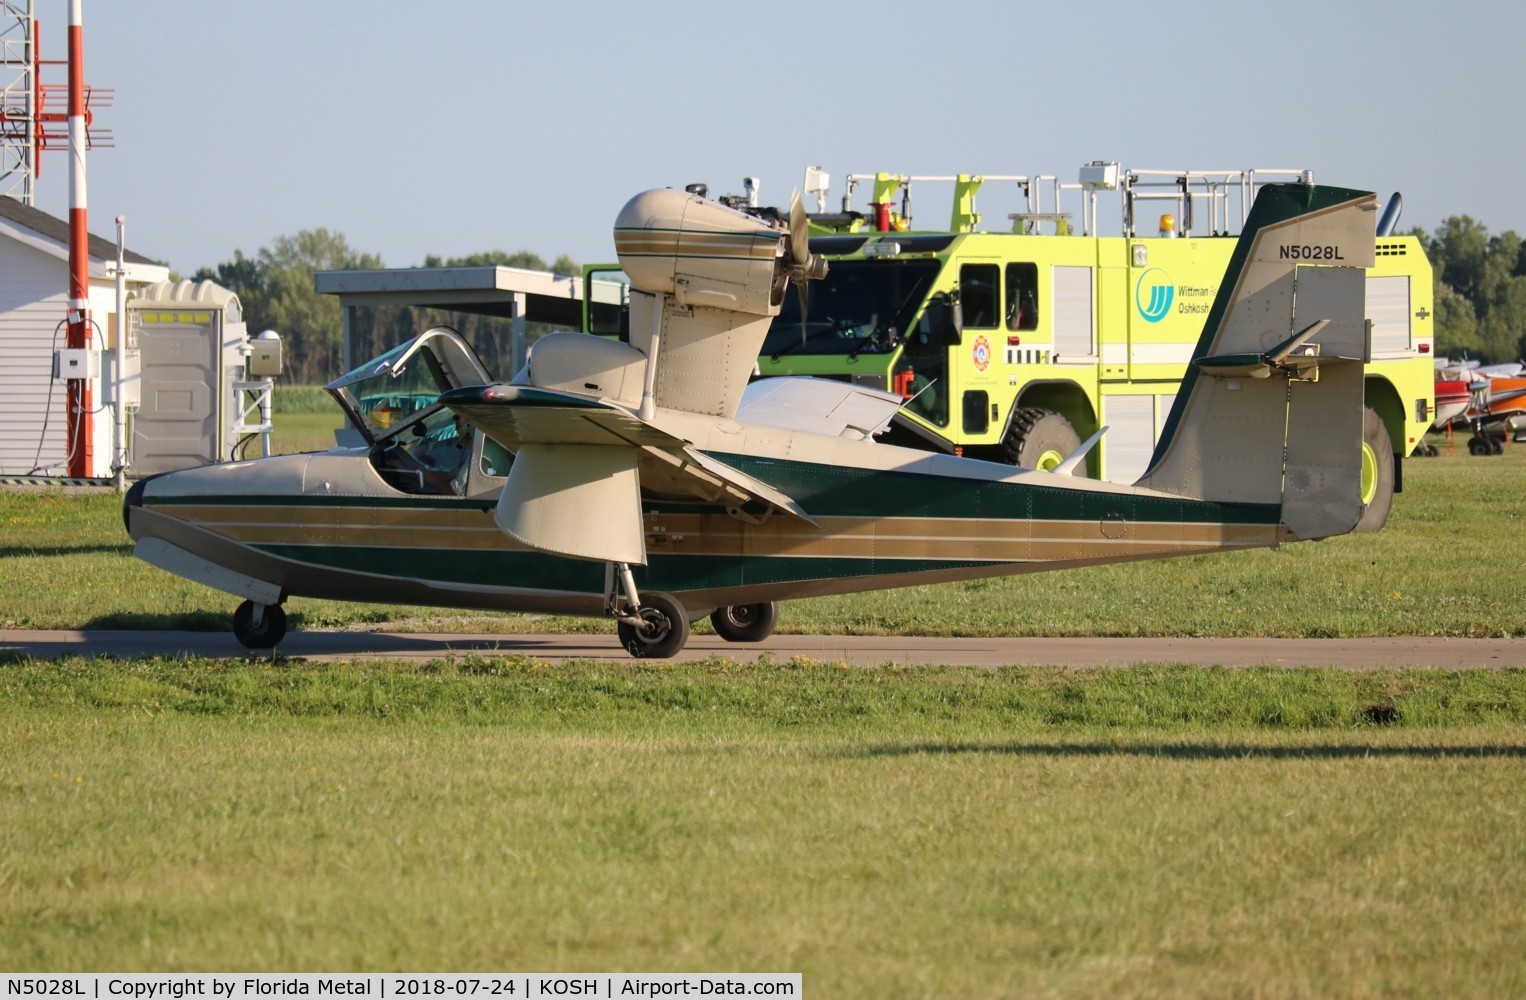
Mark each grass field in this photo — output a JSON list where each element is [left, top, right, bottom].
[[2, 412, 1522, 638], [4, 400, 1525, 992], [2, 657, 1524, 996]]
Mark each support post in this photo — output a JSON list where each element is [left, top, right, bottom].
[[64, 0, 90, 478], [510, 291, 527, 377], [112, 213, 126, 490]]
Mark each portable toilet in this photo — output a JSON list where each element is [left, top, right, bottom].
[[125, 280, 248, 475]]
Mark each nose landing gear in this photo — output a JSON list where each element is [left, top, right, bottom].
[[606, 562, 688, 658], [233, 599, 288, 649]]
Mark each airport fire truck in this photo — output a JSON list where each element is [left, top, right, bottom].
[[585, 164, 1436, 530]]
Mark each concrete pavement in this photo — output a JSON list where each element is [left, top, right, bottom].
[[2, 629, 1523, 668]]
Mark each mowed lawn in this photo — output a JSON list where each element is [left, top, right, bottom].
[[2, 658, 1524, 998], [2, 422, 1524, 639], [3, 403, 1525, 994]]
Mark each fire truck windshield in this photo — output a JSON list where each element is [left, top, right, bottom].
[[763, 259, 940, 359]]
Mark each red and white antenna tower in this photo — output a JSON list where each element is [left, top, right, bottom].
[[2, 1, 114, 477], [0, 0, 111, 206], [64, 0, 89, 476]]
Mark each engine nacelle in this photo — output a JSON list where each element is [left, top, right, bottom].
[[614, 188, 789, 317]]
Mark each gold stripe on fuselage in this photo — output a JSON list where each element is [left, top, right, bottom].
[[153, 503, 1277, 564], [614, 230, 779, 260]]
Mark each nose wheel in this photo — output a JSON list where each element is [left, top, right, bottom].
[[616, 591, 689, 659], [605, 562, 689, 658], [233, 599, 288, 649]]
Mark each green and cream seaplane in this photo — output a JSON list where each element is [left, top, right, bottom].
[[127, 180, 1379, 657]]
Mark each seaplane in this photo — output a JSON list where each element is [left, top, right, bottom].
[[126, 179, 1380, 657]]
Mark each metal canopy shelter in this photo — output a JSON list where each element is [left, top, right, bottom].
[[315, 265, 601, 374]]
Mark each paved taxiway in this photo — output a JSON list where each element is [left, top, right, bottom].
[[2, 630, 1523, 668]]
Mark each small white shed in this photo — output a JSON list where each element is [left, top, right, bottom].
[[0, 197, 169, 478]]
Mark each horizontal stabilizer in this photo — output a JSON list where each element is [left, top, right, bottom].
[[1193, 320, 1359, 378]]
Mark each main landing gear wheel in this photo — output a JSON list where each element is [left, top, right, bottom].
[[1001, 407, 1084, 474], [617, 592, 689, 659], [1467, 434, 1502, 456], [710, 602, 779, 643], [1355, 406, 1395, 533], [233, 600, 288, 649]]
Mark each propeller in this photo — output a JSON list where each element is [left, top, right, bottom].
[[787, 189, 828, 345]]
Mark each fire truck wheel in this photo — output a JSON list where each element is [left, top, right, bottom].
[[1000, 408, 1084, 475], [1355, 406, 1395, 533]]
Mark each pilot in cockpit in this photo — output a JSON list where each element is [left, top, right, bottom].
[[414, 413, 474, 494]]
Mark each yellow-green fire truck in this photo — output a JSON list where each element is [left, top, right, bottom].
[[585, 165, 1436, 530]]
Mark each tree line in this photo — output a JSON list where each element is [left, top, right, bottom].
[[192, 233, 578, 383], [1411, 217, 1526, 364], [191, 215, 1526, 383]]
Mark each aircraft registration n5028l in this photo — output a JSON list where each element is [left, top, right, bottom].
[[126, 183, 1379, 657]]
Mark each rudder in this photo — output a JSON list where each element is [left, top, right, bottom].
[[1136, 183, 1378, 540]]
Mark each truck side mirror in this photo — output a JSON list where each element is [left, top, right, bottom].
[[922, 290, 963, 345]]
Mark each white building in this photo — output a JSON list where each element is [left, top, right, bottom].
[[0, 198, 169, 478]]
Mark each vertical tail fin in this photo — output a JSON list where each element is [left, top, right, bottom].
[[1137, 184, 1378, 540]]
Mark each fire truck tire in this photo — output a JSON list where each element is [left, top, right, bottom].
[[1355, 406, 1394, 533], [1000, 408, 1084, 475]]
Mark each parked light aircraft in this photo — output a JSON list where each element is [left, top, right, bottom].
[[126, 181, 1379, 657]]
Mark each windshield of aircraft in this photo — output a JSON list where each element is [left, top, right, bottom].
[[325, 328, 491, 444], [762, 259, 940, 358]]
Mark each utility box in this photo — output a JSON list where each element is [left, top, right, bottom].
[[248, 329, 283, 377], [125, 279, 250, 475], [53, 348, 101, 379]]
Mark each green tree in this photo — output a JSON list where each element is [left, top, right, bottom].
[[195, 230, 383, 382], [420, 250, 579, 274], [194, 239, 587, 381], [1420, 217, 1526, 363], [1430, 216, 1490, 300], [1478, 275, 1526, 363], [1433, 282, 1481, 358]]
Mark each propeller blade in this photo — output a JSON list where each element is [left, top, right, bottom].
[[797, 283, 809, 346], [789, 188, 809, 267]]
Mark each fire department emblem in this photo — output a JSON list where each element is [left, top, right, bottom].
[[972, 335, 990, 372]]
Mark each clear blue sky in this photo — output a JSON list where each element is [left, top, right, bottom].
[[30, 0, 1526, 275]]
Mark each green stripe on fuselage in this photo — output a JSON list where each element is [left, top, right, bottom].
[[253, 543, 993, 597], [143, 456, 1279, 526], [709, 453, 1281, 526]]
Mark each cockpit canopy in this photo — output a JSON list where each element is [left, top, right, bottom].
[[325, 326, 492, 445]]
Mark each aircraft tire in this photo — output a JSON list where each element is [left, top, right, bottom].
[[618, 592, 689, 659], [1355, 407, 1395, 533], [710, 602, 779, 643], [1000, 408, 1084, 474], [233, 600, 288, 649]]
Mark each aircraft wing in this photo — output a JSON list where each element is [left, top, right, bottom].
[[439, 385, 813, 564]]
